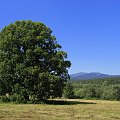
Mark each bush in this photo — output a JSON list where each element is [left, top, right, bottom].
[[9, 94, 27, 103], [0, 95, 10, 102], [63, 83, 75, 99]]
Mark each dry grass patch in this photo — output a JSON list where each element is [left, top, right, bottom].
[[0, 99, 120, 120]]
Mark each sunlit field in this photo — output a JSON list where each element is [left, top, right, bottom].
[[0, 99, 120, 120]]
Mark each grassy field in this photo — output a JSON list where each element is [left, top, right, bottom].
[[0, 99, 120, 120]]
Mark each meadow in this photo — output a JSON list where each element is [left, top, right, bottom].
[[0, 99, 120, 120]]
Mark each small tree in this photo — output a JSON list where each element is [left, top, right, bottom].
[[63, 82, 74, 99], [0, 20, 71, 102], [111, 85, 120, 100]]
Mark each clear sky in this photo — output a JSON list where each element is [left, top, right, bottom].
[[0, 0, 120, 75]]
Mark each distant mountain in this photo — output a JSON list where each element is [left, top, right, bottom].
[[70, 72, 120, 80]]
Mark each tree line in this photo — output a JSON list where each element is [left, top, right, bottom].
[[70, 77, 120, 100]]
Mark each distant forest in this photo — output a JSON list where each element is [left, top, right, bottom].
[[70, 77, 120, 100]]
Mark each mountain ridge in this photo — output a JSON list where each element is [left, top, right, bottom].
[[70, 72, 120, 80]]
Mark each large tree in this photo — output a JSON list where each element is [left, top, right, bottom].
[[0, 20, 71, 102]]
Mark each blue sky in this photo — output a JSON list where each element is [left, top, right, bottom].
[[0, 0, 120, 75]]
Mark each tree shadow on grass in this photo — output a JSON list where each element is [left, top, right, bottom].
[[43, 100, 97, 105]]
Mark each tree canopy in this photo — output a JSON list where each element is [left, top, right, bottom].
[[0, 20, 71, 103]]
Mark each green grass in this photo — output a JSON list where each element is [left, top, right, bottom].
[[0, 99, 120, 120]]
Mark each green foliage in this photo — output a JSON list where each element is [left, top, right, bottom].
[[85, 86, 96, 99], [0, 95, 10, 102], [71, 77, 120, 100], [63, 82, 74, 99], [10, 94, 27, 103], [75, 89, 86, 98], [0, 20, 71, 103], [102, 85, 120, 100]]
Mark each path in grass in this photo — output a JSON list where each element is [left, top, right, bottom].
[[0, 99, 120, 120]]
